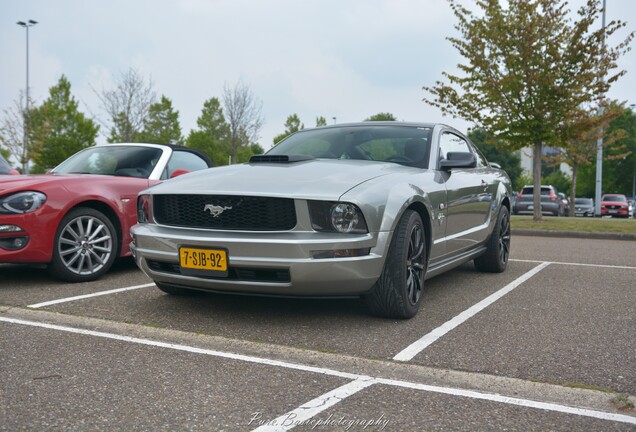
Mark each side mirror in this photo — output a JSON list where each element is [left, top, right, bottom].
[[170, 169, 189, 178], [439, 152, 477, 171]]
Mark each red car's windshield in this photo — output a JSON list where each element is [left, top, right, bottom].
[[53, 145, 163, 178]]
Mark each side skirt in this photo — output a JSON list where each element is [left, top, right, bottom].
[[425, 246, 487, 280]]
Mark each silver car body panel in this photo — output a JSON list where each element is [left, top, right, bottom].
[[130, 122, 512, 297]]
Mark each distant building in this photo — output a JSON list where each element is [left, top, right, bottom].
[[519, 146, 572, 177]]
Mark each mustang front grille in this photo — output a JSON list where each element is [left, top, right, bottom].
[[153, 195, 297, 231]]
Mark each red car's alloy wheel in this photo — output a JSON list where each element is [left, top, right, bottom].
[[49, 207, 118, 282]]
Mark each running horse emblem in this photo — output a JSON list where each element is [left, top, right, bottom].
[[204, 204, 233, 217]]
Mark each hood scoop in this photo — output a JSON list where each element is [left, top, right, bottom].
[[249, 155, 315, 163]]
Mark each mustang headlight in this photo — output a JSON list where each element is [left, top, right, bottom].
[[309, 201, 368, 233], [0, 191, 47, 214], [137, 194, 153, 224]]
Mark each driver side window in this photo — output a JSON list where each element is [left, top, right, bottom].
[[439, 132, 471, 161]]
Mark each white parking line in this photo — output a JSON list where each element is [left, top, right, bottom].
[[251, 379, 376, 432], [27, 283, 156, 309], [510, 258, 636, 270], [393, 262, 551, 362], [2, 316, 635, 427]]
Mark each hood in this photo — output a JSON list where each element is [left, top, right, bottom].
[[0, 173, 149, 195], [146, 159, 415, 200]]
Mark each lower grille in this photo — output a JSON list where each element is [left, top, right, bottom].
[[153, 195, 297, 231], [147, 259, 291, 283]]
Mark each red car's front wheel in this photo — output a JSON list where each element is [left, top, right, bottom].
[[49, 207, 119, 282]]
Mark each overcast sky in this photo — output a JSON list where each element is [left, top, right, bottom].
[[1, 0, 634, 150]]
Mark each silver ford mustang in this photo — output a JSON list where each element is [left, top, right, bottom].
[[130, 122, 512, 318]]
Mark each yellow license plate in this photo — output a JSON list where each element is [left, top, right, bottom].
[[179, 247, 228, 272]]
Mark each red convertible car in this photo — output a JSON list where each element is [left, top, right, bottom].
[[0, 143, 212, 281]]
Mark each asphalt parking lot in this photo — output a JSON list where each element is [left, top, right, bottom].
[[1, 235, 635, 431]]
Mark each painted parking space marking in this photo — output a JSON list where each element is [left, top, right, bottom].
[[27, 282, 156, 309], [393, 262, 551, 362], [2, 316, 635, 427], [251, 379, 376, 432], [510, 258, 636, 270]]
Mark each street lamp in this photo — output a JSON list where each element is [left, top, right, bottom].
[[594, 0, 606, 216], [16, 19, 38, 175]]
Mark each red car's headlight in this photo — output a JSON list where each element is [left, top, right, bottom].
[[0, 191, 47, 214]]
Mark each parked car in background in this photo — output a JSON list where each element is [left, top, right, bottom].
[[0, 154, 19, 175], [600, 194, 630, 218], [513, 185, 567, 216], [131, 122, 513, 319], [573, 198, 595, 217], [0, 143, 212, 282], [558, 192, 570, 216]]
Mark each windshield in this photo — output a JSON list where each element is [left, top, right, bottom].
[[603, 195, 626, 202], [267, 125, 433, 168], [575, 198, 593, 205], [0, 155, 13, 174], [53, 145, 164, 178]]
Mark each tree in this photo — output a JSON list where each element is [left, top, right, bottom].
[[29, 75, 99, 172], [93, 68, 156, 143], [424, 0, 633, 221], [365, 112, 396, 121], [545, 102, 628, 212], [186, 97, 230, 166], [273, 114, 304, 144], [222, 81, 264, 164], [0, 94, 30, 172], [316, 116, 327, 127], [468, 128, 522, 187], [137, 95, 183, 145], [577, 107, 636, 197]]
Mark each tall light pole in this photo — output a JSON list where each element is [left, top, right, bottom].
[[594, 1, 606, 216], [16, 19, 38, 175]]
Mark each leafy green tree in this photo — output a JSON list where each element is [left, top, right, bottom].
[[273, 114, 304, 144], [316, 116, 327, 127], [237, 143, 265, 163], [424, 0, 633, 221], [137, 95, 183, 144], [186, 97, 230, 166], [29, 75, 99, 172], [544, 102, 628, 211], [577, 107, 636, 197], [365, 112, 396, 121], [468, 128, 522, 187]]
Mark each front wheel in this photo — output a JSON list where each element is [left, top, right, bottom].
[[474, 206, 510, 273], [364, 210, 427, 319], [49, 207, 119, 282]]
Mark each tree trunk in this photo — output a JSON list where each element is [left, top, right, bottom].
[[569, 163, 578, 218], [533, 141, 543, 222]]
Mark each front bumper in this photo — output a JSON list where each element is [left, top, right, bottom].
[[130, 224, 388, 297], [0, 212, 54, 263]]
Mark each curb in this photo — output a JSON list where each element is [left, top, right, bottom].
[[512, 229, 636, 241]]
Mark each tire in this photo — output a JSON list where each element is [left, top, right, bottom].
[[364, 210, 427, 319], [48, 207, 119, 282], [474, 205, 510, 273], [155, 282, 201, 296]]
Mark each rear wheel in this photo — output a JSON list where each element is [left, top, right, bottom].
[[474, 206, 510, 273], [49, 207, 118, 282], [364, 210, 427, 319]]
